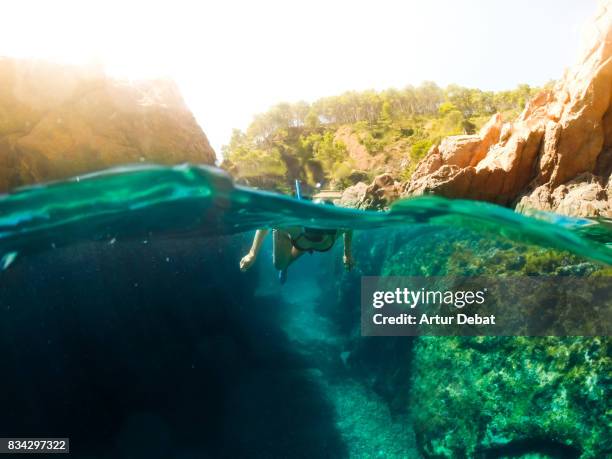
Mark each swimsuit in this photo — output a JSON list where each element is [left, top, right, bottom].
[[290, 228, 338, 253]]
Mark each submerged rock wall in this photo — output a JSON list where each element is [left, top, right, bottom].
[[411, 336, 610, 459], [316, 226, 611, 458], [404, 0, 612, 217], [0, 58, 216, 191]]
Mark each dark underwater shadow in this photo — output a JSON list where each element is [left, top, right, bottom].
[[480, 437, 581, 459], [0, 236, 348, 459]]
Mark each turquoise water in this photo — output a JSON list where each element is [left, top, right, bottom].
[[0, 164, 610, 458], [0, 163, 610, 265]]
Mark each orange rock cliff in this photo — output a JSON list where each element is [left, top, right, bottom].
[[0, 58, 215, 192], [404, 0, 612, 217]]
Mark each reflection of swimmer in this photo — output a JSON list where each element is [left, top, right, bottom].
[[240, 195, 353, 283]]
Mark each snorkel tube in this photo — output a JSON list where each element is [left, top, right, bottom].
[[295, 179, 302, 200]]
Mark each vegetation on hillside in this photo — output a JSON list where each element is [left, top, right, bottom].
[[222, 82, 547, 192]]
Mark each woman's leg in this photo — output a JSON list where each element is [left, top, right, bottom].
[[272, 229, 294, 271]]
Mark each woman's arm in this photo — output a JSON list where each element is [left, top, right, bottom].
[[240, 229, 269, 271], [342, 230, 354, 271], [249, 229, 269, 257]]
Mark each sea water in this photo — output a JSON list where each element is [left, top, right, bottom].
[[0, 164, 609, 458]]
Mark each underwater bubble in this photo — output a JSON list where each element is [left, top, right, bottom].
[[1, 252, 18, 270]]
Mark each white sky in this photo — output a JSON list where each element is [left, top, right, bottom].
[[0, 0, 597, 157]]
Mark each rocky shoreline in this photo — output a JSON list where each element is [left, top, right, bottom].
[[0, 58, 215, 192], [340, 0, 612, 218]]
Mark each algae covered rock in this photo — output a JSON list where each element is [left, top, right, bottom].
[[381, 226, 601, 278], [385, 233, 612, 457], [410, 336, 611, 458]]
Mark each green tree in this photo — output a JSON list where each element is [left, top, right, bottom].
[[304, 108, 320, 130], [438, 101, 458, 117], [312, 132, 347, 173], [411, 139, 433, 162], [222, 80, 541, 190]]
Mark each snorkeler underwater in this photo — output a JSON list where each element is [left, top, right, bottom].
[[0, 0, 611, 458]]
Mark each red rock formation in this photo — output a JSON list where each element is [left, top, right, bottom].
[[334, 126, 378, 171], [339, 173, 401, 210], [338, 182, 368, 208], [405, 0, 612, 217], [333, 126, 409, 178], [0, 58, 216, 191]]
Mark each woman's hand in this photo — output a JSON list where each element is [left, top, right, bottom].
[[343, 254, 354, 271], [240, 252, 256, 272]]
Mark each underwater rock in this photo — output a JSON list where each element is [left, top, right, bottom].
[[410, 337, 610, 459], [378, 231, 612, 457], [0, 58, 215, 191], [381, 226, 606, 278], [404, 0, 612, 217], [318, 227, 611, 459]]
